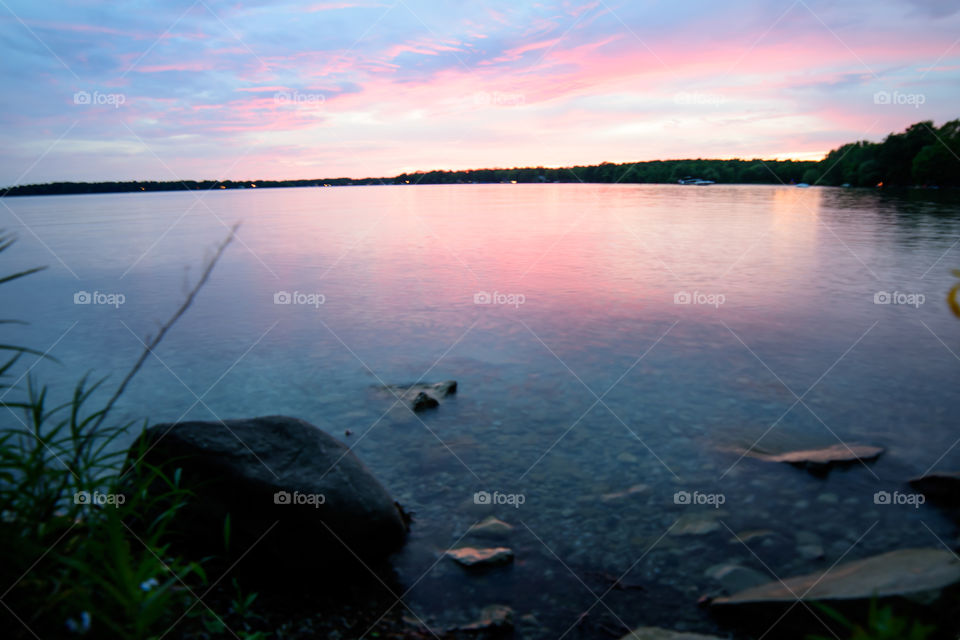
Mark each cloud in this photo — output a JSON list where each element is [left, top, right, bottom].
[[0, 0, 958, 182]]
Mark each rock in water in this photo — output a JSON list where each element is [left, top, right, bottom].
[[458, 605, 514, 632], [910, 471, 960, 506], [711, 548, 960, 608], [126, 416, 408, 570], [466, 516, 514, 539], [620, 628, 725, 640], [377, 380, 457, 412], [411, 391, 439, 412], [729, 443, 884, 474], [445, 546, 514, 568], [704, 564, 769, 594]]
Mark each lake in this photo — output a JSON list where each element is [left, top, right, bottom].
[[2, 183, 959, 636]]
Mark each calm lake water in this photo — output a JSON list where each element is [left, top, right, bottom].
[[2, 184, 960, 636]]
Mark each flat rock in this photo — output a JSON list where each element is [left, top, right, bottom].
[[126, 416, 408, 570], [705, 564, 769, 594], [910, 471, 960, 506], [670, 513, 722, 536], [711, 548, 960, 607], [731, 443, 884, 473], [620, 627, 725, 640], [467, 516, 514, 539], [729, 529, 776, 544], [601, 484, 650, 502], [446, 546, 514, 568]]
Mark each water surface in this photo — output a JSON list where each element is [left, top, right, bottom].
[[2, 184, 959, 636]]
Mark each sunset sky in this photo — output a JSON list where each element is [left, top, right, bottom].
[[1, 0, 958, 184]]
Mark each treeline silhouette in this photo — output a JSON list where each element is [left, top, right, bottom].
[[818, 119, 959, 187], [3, 119, 957, 197]]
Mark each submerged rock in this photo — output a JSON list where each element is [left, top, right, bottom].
[[458, 604, 514, 632], [445, 546, 514, 568], [711, 548, 960, 608], [705, 564, 769, 594], [730, 443, 884, 473], [601, 484, 650, 502], [466, 516, 514, 539], [620, 627, 725, 640], [377, 380, 457, 412], [910, 471, 960, 506], [670, 513, 722, 536], [411, 391, 439, 412], [729, 529, 776, 545], [127, 416, 408, 570]]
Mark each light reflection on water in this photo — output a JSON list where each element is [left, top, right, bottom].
[[2, 184, 959, 635]]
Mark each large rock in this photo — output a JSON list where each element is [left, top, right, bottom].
[[127, 416, 408, 569], [711, 548, 960, 608], [910, 471, 960, 506]]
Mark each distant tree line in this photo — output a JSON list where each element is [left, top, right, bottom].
[[817, 119, 960, 187], [393, 159, 819, 186], [3, 120, 957, 197]]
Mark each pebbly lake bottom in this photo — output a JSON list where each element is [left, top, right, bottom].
[[283, 345, 960, 639]]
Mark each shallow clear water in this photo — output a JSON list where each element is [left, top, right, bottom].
[[2, 184, 960, 636]]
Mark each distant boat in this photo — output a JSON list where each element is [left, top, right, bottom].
[[796, 183, 810, 188], [678, 177, 715, 185]]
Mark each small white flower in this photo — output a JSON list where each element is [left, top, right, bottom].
[[140, 577, 159, 592]]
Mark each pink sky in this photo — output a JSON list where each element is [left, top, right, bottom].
[[1, 0, 958, 183]]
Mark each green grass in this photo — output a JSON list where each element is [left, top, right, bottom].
[[0, 230, 261, 639], [806, 600, 937, 640]]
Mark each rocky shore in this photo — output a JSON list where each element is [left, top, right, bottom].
[[129, 380, 960, 639]]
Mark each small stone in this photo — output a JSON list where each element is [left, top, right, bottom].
[[601, 484, 650, 502], [705, 564, 769, 594], [729, 529, 775, 544], [459, 604, 514, 631], [671, 514, 721, 536], [798, 544, 825, 560], [467, 516, 514, 539], [446, 546, 514, 567]]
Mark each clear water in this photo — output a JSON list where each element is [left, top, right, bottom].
[[2, 184, 959, 636]]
